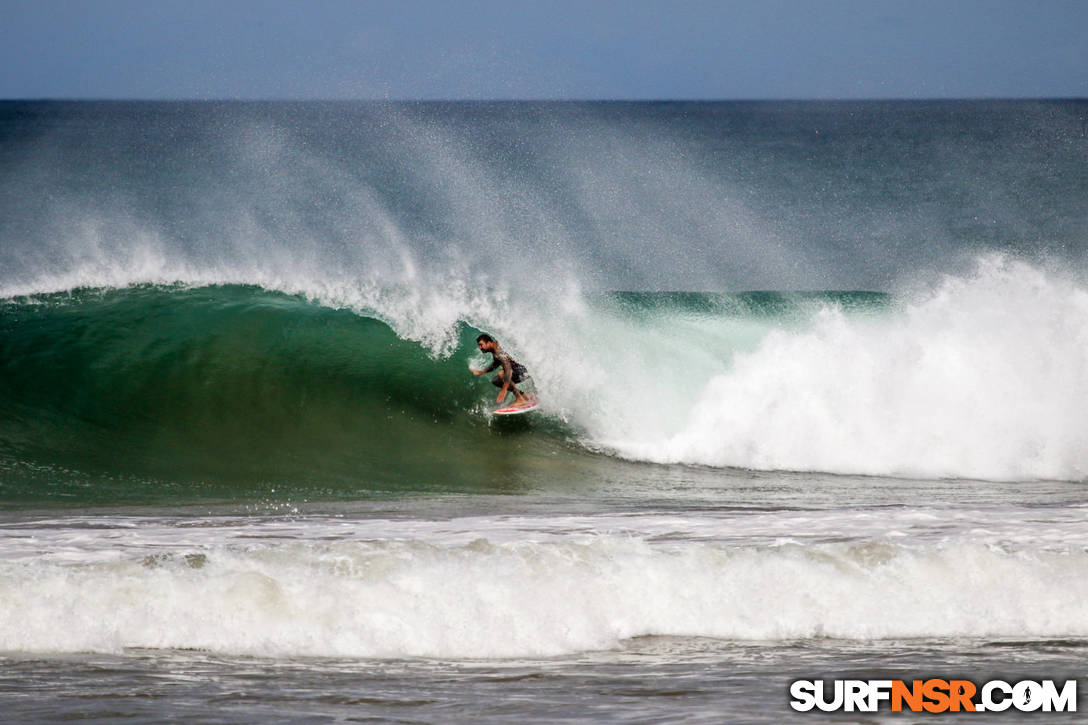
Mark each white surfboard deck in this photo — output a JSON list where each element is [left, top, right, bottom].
[[494, 395, 539, 415]]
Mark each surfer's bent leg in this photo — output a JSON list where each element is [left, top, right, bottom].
[[492, 371, 524, 402]]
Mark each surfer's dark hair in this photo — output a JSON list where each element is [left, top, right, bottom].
[[476, 333, 495, 344]]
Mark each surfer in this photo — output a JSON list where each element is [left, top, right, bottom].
[[472, 333, 532, 408]]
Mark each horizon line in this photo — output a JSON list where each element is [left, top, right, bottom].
[[3, 95, 1087, 104]]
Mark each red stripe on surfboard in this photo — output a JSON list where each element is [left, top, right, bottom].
[[495, 395, 539, 414]]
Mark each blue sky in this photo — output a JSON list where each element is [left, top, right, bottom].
[[2, 0, 1086, 100]]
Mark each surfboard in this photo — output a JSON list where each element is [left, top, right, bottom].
[[494, 395, 539, 415]]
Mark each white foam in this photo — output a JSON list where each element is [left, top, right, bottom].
[[596, 256, 1088, 481], [4, 527, 1088, 658]]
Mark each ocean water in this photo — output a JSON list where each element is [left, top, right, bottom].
[[1, 99, 1087, 722]]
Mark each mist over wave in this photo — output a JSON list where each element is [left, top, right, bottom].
[[4, 101, 1085, 297]]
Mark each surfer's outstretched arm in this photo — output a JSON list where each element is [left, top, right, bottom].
[[471, 359, 499, 376]]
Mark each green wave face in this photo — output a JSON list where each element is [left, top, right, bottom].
[[0, 285, 570, 504], [0, 284, 893, 505]]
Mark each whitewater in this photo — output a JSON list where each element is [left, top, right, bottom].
[[2, 99, 1087, 723], [5, 504, 1088, 659]]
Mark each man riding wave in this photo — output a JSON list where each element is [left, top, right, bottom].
[[472, 333, 532, 409]]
